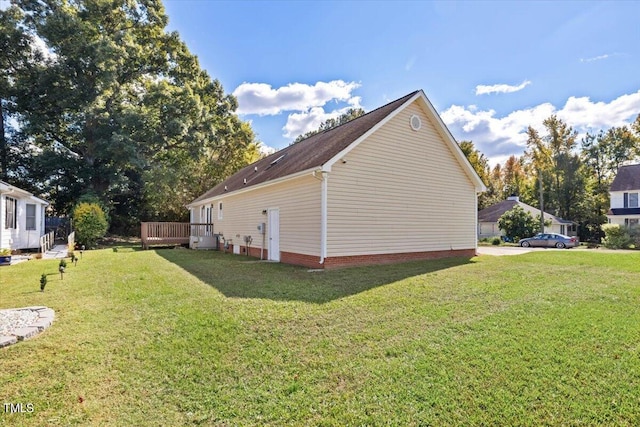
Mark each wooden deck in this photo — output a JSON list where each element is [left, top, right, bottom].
[[140, 222, 214, 249]]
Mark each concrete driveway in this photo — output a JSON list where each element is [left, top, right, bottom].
[[476, 246, 537, 256]]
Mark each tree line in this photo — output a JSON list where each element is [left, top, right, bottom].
[[461, 114, 640, 241], [1, 0, 260, 234]]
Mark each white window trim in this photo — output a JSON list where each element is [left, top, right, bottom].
[[26, 203, 36, 230], [5, 196, 16, 229]]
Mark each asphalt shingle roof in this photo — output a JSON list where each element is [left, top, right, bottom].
[[610, 164, 640, 191], [478, 199, 574, 224]]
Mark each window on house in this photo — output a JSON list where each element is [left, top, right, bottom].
[[26, 204, 36, 230], [629, 193, 639, 208], [218, 202, 223, 220], [629, 219, 639, 227], [5, 197, 16, 229]]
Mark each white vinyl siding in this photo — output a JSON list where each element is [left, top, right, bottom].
[[610, 191, 627, 209], [195, 175, 322, 257], [326, 102, 477, 257]]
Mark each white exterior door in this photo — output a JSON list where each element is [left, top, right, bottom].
[[268, 208, 280, 262]]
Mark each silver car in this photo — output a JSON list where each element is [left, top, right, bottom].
[[519, 233, 579, 249]]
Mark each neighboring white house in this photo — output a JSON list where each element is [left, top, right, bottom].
[[0, 180, 49, 251], [478, 196, 577, 239], [187, 90, 486, 269], [607, 163, 640, 226]]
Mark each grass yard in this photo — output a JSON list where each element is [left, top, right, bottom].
[[1, 247, 639, 426]]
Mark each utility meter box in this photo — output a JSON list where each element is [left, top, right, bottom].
[[257, 223, 266, 234]]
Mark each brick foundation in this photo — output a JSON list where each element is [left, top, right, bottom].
[[215, 244, 476, 269], [280, 251, 323, 269], [322, 249, 477, 269]]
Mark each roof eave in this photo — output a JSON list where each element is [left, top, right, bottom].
[[186, 167, 320, 208]]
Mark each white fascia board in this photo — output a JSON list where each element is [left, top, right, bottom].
[[321, 91, 487, 194], [0, 181, 44, 200], [28, 195, 50, 206], [186, 167, 319, 208], [415, 92, 487, 193]]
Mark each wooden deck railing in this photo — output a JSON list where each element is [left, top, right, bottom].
[[140, 222, 214, 249], [67, 231, 75, 252], [40, 231, 55, 253]]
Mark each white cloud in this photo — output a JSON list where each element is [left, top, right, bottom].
[[441, 90, 640, 165], [475, 80, 531, 96], [558, 92, 640, 129], [282, 103, 361, 139], [257, 142, 276, 156], [579, 53, 624, 63], [233, 80, 361, 116], [580, 54, 610, 63], [0, 1, 9, 11]]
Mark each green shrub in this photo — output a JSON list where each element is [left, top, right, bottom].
[[73, 202, 109, 249], [628, 225, 640, 249], [601, 224, 633, 249], [491, 237, 501, 245], [498, 206, 541, 242]]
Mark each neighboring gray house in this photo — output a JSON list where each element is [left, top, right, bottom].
[[478, 196, 577, 239], [607, 163, 640, 227], [0, 181, 49, 250]]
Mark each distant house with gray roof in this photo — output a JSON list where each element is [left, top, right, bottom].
[[607, 163, 640, 227], [478, 196, 577, 239]]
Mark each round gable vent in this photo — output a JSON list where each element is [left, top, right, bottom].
[[410, 114, 421, 131]]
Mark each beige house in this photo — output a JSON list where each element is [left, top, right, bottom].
[[478, 196, 577, 239], [187, 90, 486, 268]]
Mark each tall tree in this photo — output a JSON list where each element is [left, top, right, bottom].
[[293, 108, 365, 143], [525, 116, 586, 221], [6, 0, 258, 231], [502, 155, 527, 199], [458, 140, 500, 209], [0, 5, 44, 183], [580, 123, 640, 241]]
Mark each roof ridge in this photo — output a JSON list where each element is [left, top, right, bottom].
[[293, 90, 421, 144]]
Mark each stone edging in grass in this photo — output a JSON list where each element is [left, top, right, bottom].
[[0, 306, 55, 348]]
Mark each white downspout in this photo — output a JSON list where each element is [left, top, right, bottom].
[[475, 190, 479, 254], [320, 171, 329, 264]]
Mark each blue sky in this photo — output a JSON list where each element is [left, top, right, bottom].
[[3, 0, 636, 165], [163, 0, 640, 165]]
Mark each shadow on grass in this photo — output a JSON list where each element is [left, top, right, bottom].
[[156, 249, 474, 304]]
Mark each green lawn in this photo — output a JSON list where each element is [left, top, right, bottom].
[[1, 247, 639, 426]]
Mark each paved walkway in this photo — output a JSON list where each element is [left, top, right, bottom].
[[8, 244, 69, 265], [0, 307, 55, 348], [42, 244, 69, 259], [477, 246, 536, 256]]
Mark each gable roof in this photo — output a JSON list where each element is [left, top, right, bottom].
[[478, 198, 574, 224], [610, 164, 640, 191], [0, 180, 49, 205], [189, 90, 485, 206]]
